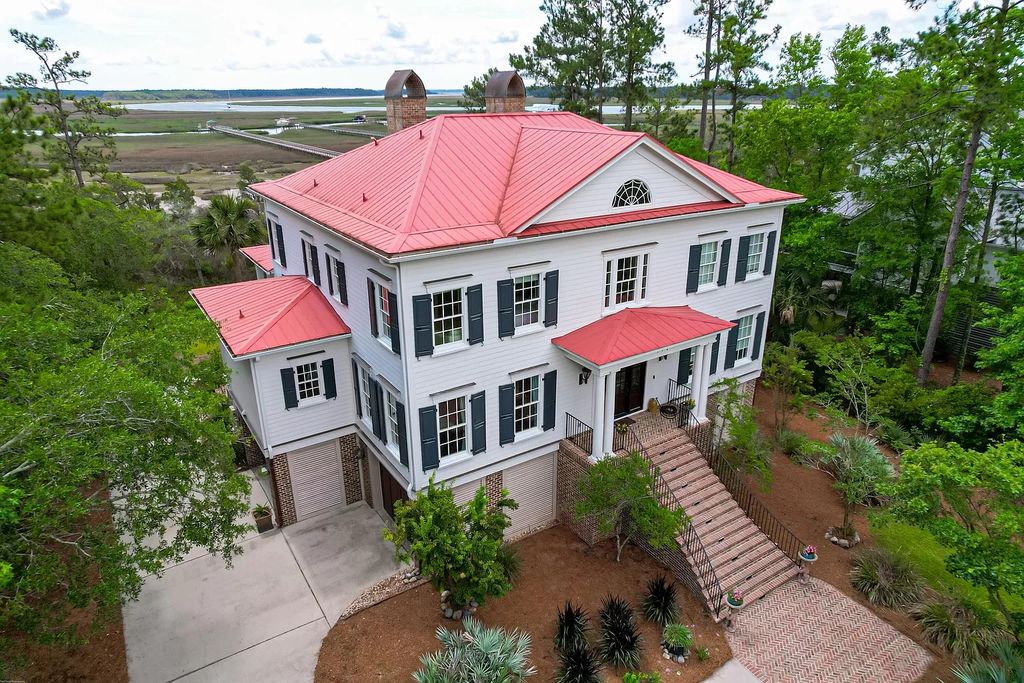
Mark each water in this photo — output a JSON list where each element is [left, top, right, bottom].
[[123, 100, 462, 113]]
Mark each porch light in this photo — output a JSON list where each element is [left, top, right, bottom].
[[578, 366, 592, 385]]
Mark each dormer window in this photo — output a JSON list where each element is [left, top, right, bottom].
[[612, 179, 652, 208]]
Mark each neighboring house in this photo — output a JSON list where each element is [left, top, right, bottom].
[[191, 70, 803, 547]]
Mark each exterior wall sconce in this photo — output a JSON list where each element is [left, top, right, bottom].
[[579, 366, 592, 385]]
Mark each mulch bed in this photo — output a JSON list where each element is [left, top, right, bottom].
[[316, 524, 731, 682], [751, 387, 955, 682]]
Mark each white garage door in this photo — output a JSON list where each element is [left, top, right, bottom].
[[452, 478, 483, 505], [288, 440, 345, 520], [504, 453, 556, 537]]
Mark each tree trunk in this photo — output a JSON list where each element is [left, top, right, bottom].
[[918, 122, 983, 386], [698, 1, 716, 146], [727, 84, 739, 172]]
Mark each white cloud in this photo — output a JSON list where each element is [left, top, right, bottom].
[[32, 0, 70, 20], [304, 33, 322, 44], [496, 30, 518, 44]]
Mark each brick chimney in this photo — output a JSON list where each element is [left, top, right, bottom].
[[485, 71, 526, 113], [384, 69, 427, 134]]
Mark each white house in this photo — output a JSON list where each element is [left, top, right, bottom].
[[191, 71, 805, 612]]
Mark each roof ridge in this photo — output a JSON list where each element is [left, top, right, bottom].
[[494, 123, 526, 232], [239, 278, 312, 353], [399, 116, 446, 234], [518, 124, 638, 137]]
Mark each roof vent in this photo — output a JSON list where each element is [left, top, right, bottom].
[[384, 69, 427, 134], [485, 71, 526, 113]]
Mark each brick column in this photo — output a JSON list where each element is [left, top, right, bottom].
[[484, 471, 503, 510], [359, 448, 374, 508], [339, 434, 364, 505], [556, 441, 612, 546], [269, 454, 297, 526]]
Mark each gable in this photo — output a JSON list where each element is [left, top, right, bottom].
[[530, 144, 724, 225]]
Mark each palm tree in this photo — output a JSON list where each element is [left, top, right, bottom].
[[821, 433, 893, 541], [191, 194, 263, 280]]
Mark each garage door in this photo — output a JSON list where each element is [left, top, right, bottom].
[[287, 440, 345, 520], [452, 478, 483, 505], [504, 453, 556, 537]]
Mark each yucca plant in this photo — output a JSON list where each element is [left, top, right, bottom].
[[414, 616, 537, 683], [641, 575, 678, 626], [497, 544, 523, 585], [849, 548, 924, 608], [555, 601, 590, 653], [952, 640, 1024, 683], [911, 595, 1009, 661], [556, 644, 602, 683], [599, 595, 643, 669]]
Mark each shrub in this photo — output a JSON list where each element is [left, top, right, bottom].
[[696, 646, 711, 662], [875, 418, 916, 452], [556, 644, 602, 683], [791, 438, 833, 467], [849, 548, 924, 608], [623, 673, 662, 682], [414, 616, 536, 683], [952, 640, 1024, 683], [662, 624, 694, 652], [555, 601, 590, 653], [775, 428, 809, 457], [599, 595, 643, 669], [820, 433, 893, 538], [496, 544, 522, 585], [911, 595, 1009, 661], [641, 575, 678, 627]]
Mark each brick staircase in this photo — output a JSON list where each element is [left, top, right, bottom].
[[639, 429, 801, 619]]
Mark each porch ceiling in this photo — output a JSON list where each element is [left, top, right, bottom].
[[552, 305, 734, 368]]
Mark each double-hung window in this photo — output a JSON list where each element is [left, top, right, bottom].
[[513, 375, 540, 436], [326, 253, 347, 304], [735, 315, 754, 362], [359, 367, 373, 428], [746, 233, 765, 276], [302, 239, 317, 282], [437, 396, 468, 459], [604, 253, 649, 308], [697, 242, 718, 287], [385, 390, 401, 453], [513, 274, 541, 328], [295, 361, 322, 403], [377, 285, 393, 345], [432, 288, 464, 347]]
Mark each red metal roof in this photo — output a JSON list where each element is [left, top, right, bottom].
[[250, 112, 801, 257], [190, 276, 350, 357], [552, 306, 735, 367], [521, 201, 737, 238], [239, 244, 274, 272]]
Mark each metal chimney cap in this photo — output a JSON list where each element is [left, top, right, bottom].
[[485, 71, 525, 99], [384, 69, 426, 100]]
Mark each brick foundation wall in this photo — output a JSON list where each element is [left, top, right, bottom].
[[484, 471, 503, 510], [555, 441, 613, 546], [360, 453, 374, 508], [386, 98, 426, 133], [236, 418, 266, 467], [270, 453, 297, 527], [340, 434, 364, 506]]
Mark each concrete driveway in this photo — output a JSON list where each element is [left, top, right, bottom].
[[123, 471, 400, 682]]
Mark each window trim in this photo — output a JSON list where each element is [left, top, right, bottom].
[[430, 286, 467, 351], [376, 282, 394, 349], [612, 178, 653, 208], [745, 232, 766, 279], [513, 374, 541, 441], [436, 394, 469, 462], [384, 389, 401, 457], [301, 237, 317, 283], [326, 253, 346, 304], [512, 273, 543, 331], [697, 241, 719, 290], [603, 251, 650, 311], [358, 366, 373, 429], [293, 360, 325, 407], [734, 314, 754, 364]]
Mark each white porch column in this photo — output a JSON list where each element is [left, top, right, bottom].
[[601, 370, 616, 456], [695, 342, 713, 421], [690, 343, 706, 408], [590, 368, 605, 459]]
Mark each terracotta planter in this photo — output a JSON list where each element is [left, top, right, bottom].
[[254, 512, 274, 533]]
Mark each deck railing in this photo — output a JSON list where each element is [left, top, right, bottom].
[[666, 377, 692, 406], [564, 412, 594, 455]]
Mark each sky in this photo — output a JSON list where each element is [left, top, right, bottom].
[[0, 0, 943, 91]]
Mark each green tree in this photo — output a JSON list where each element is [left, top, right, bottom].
[[0, 243, 250, 649], [414, 617, 537, 683], [459, 67, 499, 113], [5, 30, 123, 187], [890, 440, 1024, 639], [608, 0, 675, 130], [575, 451, 686, 561], [820, 433, 892, 541], [977, 254, 1024, 440], [163, 176, 196, 222], [686, 0, 725, 149], [760, 342, 813, 431], [237, 161, 262, 191], [384, 478, 517, 611], [191, 194, 264, 280], [638, 83, 683, 139]]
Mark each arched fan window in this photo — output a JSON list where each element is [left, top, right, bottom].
[[612, 179, 652, 208]]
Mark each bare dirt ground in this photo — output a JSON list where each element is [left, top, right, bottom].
[[317, 525, 730, 682], [3, 606, 128, 683]]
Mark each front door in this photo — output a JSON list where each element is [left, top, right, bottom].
[[614, 361, 647, 418], [379, 461, 408, 520]]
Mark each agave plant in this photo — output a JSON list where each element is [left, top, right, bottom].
[[555, 600, 590, 652], [414, 616, 537, 683], [598, 595, 643, 669], [556, 644, 602, 683], [641, 575, 678, 626], [952, 641, 1024, 683]]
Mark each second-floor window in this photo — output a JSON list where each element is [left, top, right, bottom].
[[514, 375, 540, 435], [745, 233, 765, 276], [604, 253, 649, 308], [437, 396, 468, 458], [432, 288, 464, 347], [514, 274, 541, 328], [326, 253, 348, 305], [377, 285, 393, 343], [735, 314, 754, 362], [385, 389, 401, 454], [359, 367, 373, 428], [295, 361, 322, 402], [301, 238, 320, 286], [698, 242, 718, 287]]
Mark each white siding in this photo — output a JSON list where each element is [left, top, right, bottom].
[[452, 478, 484, 505], [287, 439, 344, 520], [503, 452, 556, 537], [222, 347, 264, 448], [537, 145, 719, 224]]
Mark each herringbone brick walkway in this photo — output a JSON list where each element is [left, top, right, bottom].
[[725, 577, 931, 683]]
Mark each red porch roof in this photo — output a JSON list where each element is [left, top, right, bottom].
[[552, 306, 734, 367], [239, 244, 274, 272], [190, 276, 350, 357]]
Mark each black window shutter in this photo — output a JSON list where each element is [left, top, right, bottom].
[[396, 401, 409, 466], [543, 270, 559, 327], [412, 294, 433, 357], [267, 219, 276, 259], [467, 284, 484, 345], [497, 279, 515, 338], [351, 360, 362, 418], [709, 335, 720, 376], [724, 321, 740, 370], [301, 241, 309, 277], [419, 406, 439, 471], [751, 311, 766, 360], [336, 261, 348, 304], [367, 278, 378, 337], [736, 235, 751, 283], [280, 368, 298, 409], [717, 239, 731, 287], [542, 370, 557, 431], [321, 358, 337, 399], [498, 383, 514, 445], [375, 383, 387, 444], [368, 378, 383, 439], [388, 290, 401, 355], [325, 256, 334, 295], [275, 224, 287, 266], [676, 348, 693, 385], [309, 245, 321, 285], [763, 231, 777, 276], [470, 391, 486, 454], [686, 244, 701, 293]]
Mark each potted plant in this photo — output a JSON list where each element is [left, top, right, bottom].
[[661, 623, 693, 662], [725, 590, 743, 609], [614, 421, 629, 434], [252, 504, 273, 533], [800, 544, 818, 562], [682, 398, 696, 411]]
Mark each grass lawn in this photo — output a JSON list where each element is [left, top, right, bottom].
[[315, 525, 730, 682]]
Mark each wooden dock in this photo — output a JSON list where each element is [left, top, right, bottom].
[[207, 125, 341, 159], [297, 123, 382, 139]]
